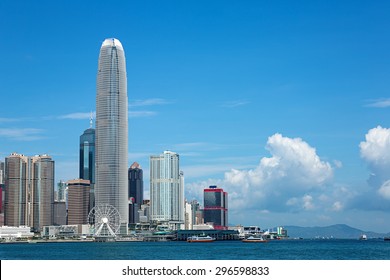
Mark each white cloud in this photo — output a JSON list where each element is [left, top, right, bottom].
[[0, 117, 19, 123], [332, 201, 343, 211], [333, 160, 343, 168], [59, 112, 95, 120], [365, 98, 390, 108], [349, 126, 390, 210], [221, 100, 249, 108], [263, 133, 332, 185], [129, 98, 171, 107], [185, 133, 334, 212], [360, 126, 390, 167], [360, 126, 390, 188], [0, 128, 44, 141], [302, 194, 315, 210], [129, 111, 157, 118], [378, 180, 390, 200]]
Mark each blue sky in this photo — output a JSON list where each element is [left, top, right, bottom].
[[1, 0, 390, 232]]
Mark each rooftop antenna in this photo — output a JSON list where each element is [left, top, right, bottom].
[[90, 111, 93, 128]]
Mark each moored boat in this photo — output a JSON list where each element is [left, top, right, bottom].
[[242, 236, 268, 243], [187, 235, 215, 243]]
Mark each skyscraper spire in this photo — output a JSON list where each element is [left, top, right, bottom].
[[90, 111, 93, 128]]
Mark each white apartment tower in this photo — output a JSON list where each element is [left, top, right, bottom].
[[150, 151, 184, 228], [95, 38, 128, 234]]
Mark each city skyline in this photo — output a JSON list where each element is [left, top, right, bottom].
[[1, 1, 390, 232]]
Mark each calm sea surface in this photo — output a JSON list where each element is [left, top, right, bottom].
[[1, 239, 389, 260]]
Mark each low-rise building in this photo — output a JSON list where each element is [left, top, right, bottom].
[[0, 226, 34, 239]]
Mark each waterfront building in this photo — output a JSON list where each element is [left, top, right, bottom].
[[203, 185, 228, 230], [41, 225, 82, 238], [95, 38, 128, 234], [138, 200, 150, 223], [176, 229, 239, 241], [150, 151, 184, 228], [128, 162, 143, 224], [4, 153, 54, 232], [184, 200, 201, 230], [67, 179, 90, 225], [0, 226, 34, 239]]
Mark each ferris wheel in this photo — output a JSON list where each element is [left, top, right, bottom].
[[88, 204, 121, 237]]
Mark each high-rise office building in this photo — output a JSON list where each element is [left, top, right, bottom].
[[67, 179, 90, 225], [4, 153, 54, 232], [95, 38, 128, 234], [56, 180, 67, 202], [203, 185, 228, 230], [79, 124, 95, 213], [184, 200, 201, 229], [32, 155, 55, 231], [0, 160, 5, 185], [4, 153, 29, 227], [0, 160, 5, 216], [79, 127, 95, 185], [53, 201, 66, 226], [150, 151, 184, 227], [128, 162, 143, 224]]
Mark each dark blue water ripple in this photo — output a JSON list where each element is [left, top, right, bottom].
[[1, 239, 389, 260]]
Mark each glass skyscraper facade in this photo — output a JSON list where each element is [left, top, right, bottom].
[[150, 151, 184, 226], [128, 162, 143, 224], [95, 38, 128, 234], [79, 127, 95, 185], [80, 127, 95, 214], [203, 185, 228, 230]]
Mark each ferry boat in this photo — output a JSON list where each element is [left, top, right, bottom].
[[187, 235, 215, 243], [242, 236, 268, 243], [359, 234, 367, 240]]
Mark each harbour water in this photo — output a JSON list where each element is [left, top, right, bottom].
[[1, 239, 389, 260]]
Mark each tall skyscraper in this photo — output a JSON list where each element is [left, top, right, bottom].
[[95, 38, 128, 234], [4, 153, 54, 232], [203, 185, 228, 230], [184, 200, 201, 229], [32, 155, 55, 231], [79, 126, 95, 185], [0, 160, 5, 216], [150, 151, 184, 227], [4, 153, 28, 227], [67, 179, 90, 225], [128, 162, 143, 224], [79, 123, 96, 214]]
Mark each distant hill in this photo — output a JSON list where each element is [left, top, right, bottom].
[[282, 224, 389, 239]]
